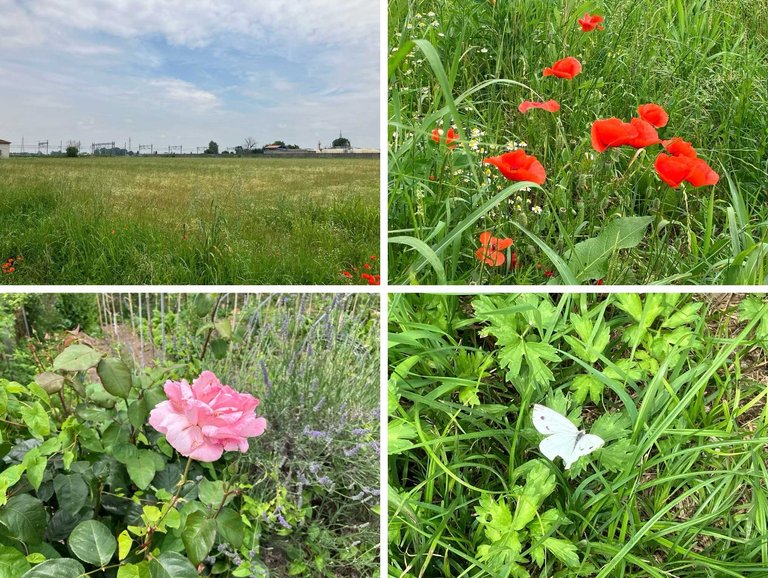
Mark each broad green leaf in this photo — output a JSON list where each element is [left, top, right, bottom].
[[388, 419, 417, 455], [197, 479, 225, 508], [125, 452, 157, 490], [181, 511, 216, 565], [68, 520, 116, 567], [118, 562, 151, 578], [97, 359, 133, 399], [53, 345, 102, 372], [570, 374, 604, 405], [0, 494, 47, 544], [117, 530, 132, 561], [149, 551, 198, 578], [22, 449, 47, 491], [34, 372, 64, 394], [568, 216, 653, 281], [127, 399, 148, 430], [216, 508, 243, 548], [20, 402, 50, 440], [20, 558, 85, 578], [0, 543, 31, 576], [54, 474, 90, 515], [214, 318, 232, 339], [0, 465, 25, 505]]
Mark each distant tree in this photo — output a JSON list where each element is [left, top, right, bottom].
[[205, 141, 219, 154], [287, 144, 300, 149], [66, 146, 79, 157], [243, 137, 258, 152], [270, 140, 286, 147], [332, 136, 351, 148], [234, 146, 244, 155]]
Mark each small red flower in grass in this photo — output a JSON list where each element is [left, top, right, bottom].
[[361, 273, 380, 285], [431, 127, 459, 148], [544, 270, 554, 278], [543, 57, 582, 80], [626, 118, 661, 148], [591, 118, 639, 152], [654, 154, 719, 188], [637, 103, 669, 128], [483, 150, 546, 184], [475, 232, 513, 267], [578, 13, 604, 32], [518, 99, 560, 114], [662, 137, 697, 158], [342, 270, 353, 278]]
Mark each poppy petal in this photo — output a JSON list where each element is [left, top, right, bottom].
[[479, 231, 492, 247], [637, 103, 669, 128], [654, 153, 693, 188], [591, 118, 639, 152], [685, 158, 719, 187], [662, 137, 697, 158], [475, 247, 505, 267], [627, 118, 661, 148]]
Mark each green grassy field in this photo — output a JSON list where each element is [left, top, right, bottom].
[[0, 156, 379, 284], [388, 0, 768, 284], [389, 293, 768, 577]]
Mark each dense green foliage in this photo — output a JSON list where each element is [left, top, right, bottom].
[[0, 157, 379, 284], [388, 0, 768, 284], [0, 293, 380, 577], [389, 293, 768, 576]]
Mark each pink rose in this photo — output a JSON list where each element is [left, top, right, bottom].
[[148, 370, 267, 462]]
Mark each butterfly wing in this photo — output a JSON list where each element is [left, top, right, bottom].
[[539, 431, 580, 464], [532, 404, 580, 435], [561, 433, 605, 470]]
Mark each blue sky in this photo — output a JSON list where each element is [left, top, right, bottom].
[[0, 0, 380, 151]]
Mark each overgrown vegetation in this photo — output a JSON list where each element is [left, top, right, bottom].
[[388, 0, 768, 284], [0, 157, 379, 284], [0, 293, 380, 577], [389, 292, 768, 576]]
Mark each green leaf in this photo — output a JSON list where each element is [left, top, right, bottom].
[[0, 465, 25, 506], [149, 551, 198, 578], [216, 508, 243, 548], [214, 318, 232, 339], [0, 543, 31, 576], [127, 399, 148, 430], [97, 359, 133, 399], [68, 520, 116, 567], [181, 511, 216, 565], [210, 339, 229, 359], [53, 345, 102, 372], [0, 494, 47, 544], [117, 530, 132, 561], [54, 474, 90, 515], [34, 373, 64, 395], [568, 216, 653, 281], [388, 419, 417, 455], [20, 558, 85, 578], [512, 462, 556, 531], [22, 449, 47, 491], [543, 537, 580, 567], [118, 562, 151, 578], [570, 374, 604, 405], [20, 402, 50, 440], [125, 452, 157, 490], [197, 479, 225, 508]]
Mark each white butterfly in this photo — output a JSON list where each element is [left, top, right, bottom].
[[532, 404, 604, 470]]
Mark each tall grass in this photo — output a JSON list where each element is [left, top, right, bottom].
[[388, 0, 768, 284], [389, 293, 768, 577], [0, 157, 379, 284]]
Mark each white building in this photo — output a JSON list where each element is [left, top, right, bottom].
[[0, 139, 10, 158]]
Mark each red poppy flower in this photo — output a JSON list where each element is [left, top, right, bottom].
[[662, 137, 697, 158], [685, 158, 719, 187], [654, 153, 719, 188], [637, 103, 669, 128], [578, 13, 604, 32], [543, 57, 582, 80], [361, 273, 380, 285], [483, 150, 546, 184], [431, 127, 459, 148], [518, 99, 560, 114], [591, 118, 639, 152], [626, 118, 661, 148], [475, 232, 514, 267], [342, 270, 353, 278]]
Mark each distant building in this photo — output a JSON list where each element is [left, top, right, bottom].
[[0, 139, 10, 158]]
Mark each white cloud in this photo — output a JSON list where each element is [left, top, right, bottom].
[[18, 0, 379, 48], [148, 78, 219, 110]]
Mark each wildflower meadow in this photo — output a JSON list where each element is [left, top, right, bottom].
[[0, 293, 379, 577], [389, 292, 768, 577], [388, 0, 768, 284]]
